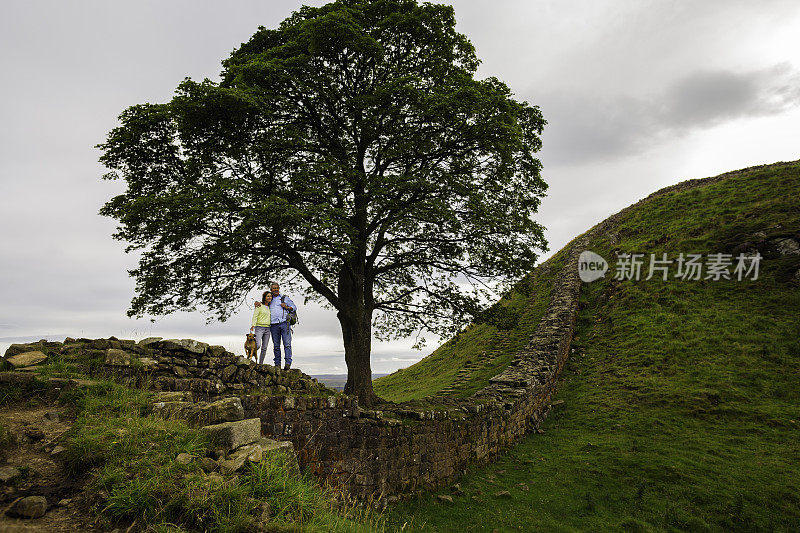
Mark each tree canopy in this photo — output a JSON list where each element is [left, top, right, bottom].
[[99, 0, 547, 405]]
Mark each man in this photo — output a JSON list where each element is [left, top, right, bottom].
[[255, 282, 296, 370]]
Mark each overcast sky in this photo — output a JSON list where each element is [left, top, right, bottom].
[[1, 1, 799, 374]]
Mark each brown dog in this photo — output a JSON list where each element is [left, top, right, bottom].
[[244, 333, 258, 361]]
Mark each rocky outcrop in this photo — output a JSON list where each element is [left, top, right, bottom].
[[2, 337, 334, 399]]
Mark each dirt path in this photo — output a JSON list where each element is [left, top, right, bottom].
[[0, 404, 100, 532]]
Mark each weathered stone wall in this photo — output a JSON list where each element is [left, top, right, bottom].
[[238, 227, 589, 501], [2, 336, 331, 398]]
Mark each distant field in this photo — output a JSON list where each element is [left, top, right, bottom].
[[312, 374, 389, 391]]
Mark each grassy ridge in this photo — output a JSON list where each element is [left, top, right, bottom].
[[385, 162, 800, 531], [373, 250, 567, 401]]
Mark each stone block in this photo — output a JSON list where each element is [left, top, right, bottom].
[[152, 397, 243, 427], [199, 456, 219, 472], [131, 345, 147, 355], [158, 339, 209, 354], [220, 364, 237, 381], [104, 349, 131, 366], [154, 376, 176, 390], [205, 397, 245, 424], [151, 401, 198, 421], [5, 351, 47, 368], [4, 344, 38, 358], [137, 357, 158, 370], [201, 418, 261, 450], [208, 345, 226, 357], [219, 443, 264, 473], [189, 378, 225, 394], [6, 496, 47, 518], [89, 339, 111, 350], [176, 453, 194, 465], [154, 391, 193, 402], [0, 466, 22, 483]]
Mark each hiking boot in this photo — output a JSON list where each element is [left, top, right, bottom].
[[283, 363, 291, 371]]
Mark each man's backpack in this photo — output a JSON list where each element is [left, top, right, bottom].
[[281, 296, 298, 325]]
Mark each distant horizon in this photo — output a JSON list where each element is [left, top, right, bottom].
[[311, 373, 389, 379]]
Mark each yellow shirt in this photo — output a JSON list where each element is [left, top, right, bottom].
[[251, 304, 271, 327]]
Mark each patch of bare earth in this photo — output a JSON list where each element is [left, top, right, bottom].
[[0, 404, 100, 532]]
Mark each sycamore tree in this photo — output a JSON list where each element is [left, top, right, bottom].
[[99, 0, 547, 406]]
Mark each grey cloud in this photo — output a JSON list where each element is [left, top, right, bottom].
[[538, 94, 659, 165], [661, 64, 800, 128], [661, 70, 760, 127], [538, 64, 800, 166]]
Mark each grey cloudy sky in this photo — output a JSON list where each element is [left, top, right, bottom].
[[1, 0, 799, 374]]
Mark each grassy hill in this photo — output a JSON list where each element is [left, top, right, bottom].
[[383, 161, 800, 531]]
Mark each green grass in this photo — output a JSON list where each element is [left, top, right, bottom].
[[0, 375, 378, 532], [0, 376, 52, 407], [385, 162, 800, 531], [1, 353, 382, 531], [57, 381, 384, 532]]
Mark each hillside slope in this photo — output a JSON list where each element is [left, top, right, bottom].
[[373, 232, 568, 401], [385, 161, 800, 531]]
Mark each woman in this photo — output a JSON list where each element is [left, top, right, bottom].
[[250, 291, 272, 365]]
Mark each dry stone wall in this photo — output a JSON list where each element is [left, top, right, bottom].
[[240, 228, 593, 502], [2, 336, 331, 398]]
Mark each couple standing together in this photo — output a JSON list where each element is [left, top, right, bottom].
[[250, 282, 296, 370]]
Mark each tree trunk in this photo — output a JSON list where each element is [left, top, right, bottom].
[[339, 308, 382, 407]]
